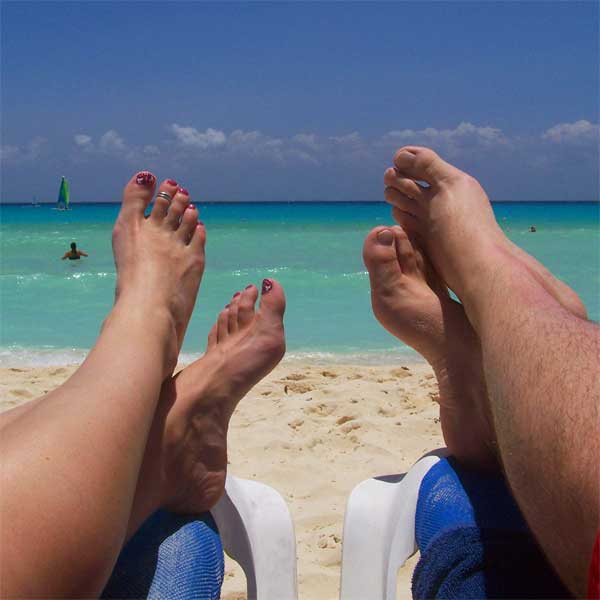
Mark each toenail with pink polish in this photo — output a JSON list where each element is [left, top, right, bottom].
[[135, 171, 156, 187], [245, 284, 253, 289], [376, 229, 394, 246], [233, 292, 241, 298], [178, 187, 189, 196], [186, 204, 195, 210], [262, 279, 273, 294]]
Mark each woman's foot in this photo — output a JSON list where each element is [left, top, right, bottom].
[[110, 173, 206, 378], [130, 279, 286, 525], [363, 225, 497, 470]]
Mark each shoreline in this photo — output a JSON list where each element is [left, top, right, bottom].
[[0, 359, 442, 599]]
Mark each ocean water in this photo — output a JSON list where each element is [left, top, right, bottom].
[[1, 202, 598, 366]]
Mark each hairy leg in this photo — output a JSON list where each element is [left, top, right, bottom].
[[384, 146, 599, 595], [0, 175, 205, 597]]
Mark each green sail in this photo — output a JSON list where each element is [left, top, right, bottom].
[[57, 177, 70, 209]]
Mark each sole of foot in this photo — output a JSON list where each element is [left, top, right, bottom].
[[363, 225, 497, 470], [110, 173, 206, 377], [383, 147, 587, 320], [140, 278, 286, 515]]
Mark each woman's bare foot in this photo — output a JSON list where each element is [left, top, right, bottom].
[[109, 173, 206, 377], [129, 279, 286, 528], [383, 147, 586, 322], [363, 225, 497, 470]]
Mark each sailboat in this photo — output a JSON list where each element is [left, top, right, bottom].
[[53, 176, 70, 210]]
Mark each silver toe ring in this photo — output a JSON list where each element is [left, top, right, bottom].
[[155, 191, 173, 202]]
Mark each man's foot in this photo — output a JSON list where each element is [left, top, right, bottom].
[[131, 279, 286, 521], [383, 147, 586, 321], [110, 173, 206, 377], [363, 225, 497, 470]]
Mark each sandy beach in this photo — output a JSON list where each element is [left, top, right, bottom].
[[0, 359, 444, 599]]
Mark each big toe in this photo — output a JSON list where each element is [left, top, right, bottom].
[[393, 146, 461, 188], [119, 171, 157, 221], [363, 226, 407, 298], [258, 278, 286, 322]]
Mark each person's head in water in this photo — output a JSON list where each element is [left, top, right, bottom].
[[71, 242, 77, 251]]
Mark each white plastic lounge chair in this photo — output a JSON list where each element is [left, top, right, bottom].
[[339, 449, 448, 600], [211, 474, 298, 600]]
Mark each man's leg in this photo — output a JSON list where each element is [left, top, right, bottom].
[[384, 146, 599, 596]]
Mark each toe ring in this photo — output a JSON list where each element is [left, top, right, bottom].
[[155, 191, 173, 202]]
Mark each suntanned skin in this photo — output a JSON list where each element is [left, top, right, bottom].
[[0, 172, 287, 598], [382, 146, 598, 597], [61, 249, 88, 259]]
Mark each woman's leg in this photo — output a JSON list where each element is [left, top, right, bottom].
[[0, 174, 205, 597]]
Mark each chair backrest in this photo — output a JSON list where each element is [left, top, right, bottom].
[[211, 475, 298, 600], [339, 449, 447, 600]]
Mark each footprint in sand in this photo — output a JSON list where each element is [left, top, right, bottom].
[[284, 382, 313, 394], [341, 421, 361, 434], [288, 418, 304, 430], [390, 367, 411, 379], [336, 415, 355, 425], [320, 370, 338, 378], [284, 373, 308, 381]]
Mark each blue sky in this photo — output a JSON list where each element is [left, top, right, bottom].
[[1, 1, 598, 202]]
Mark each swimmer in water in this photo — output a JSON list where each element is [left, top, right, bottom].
[[61, 241, 88, 260]]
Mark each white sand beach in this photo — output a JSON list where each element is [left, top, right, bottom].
[[0, 359, 444, 599]]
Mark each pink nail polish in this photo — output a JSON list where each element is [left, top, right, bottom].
[[186, 204, 195, 210], [233, 292, 241, 298], [167, 179, 178, 186], [245, 284, 254, 290], [225, 303, 231, 309], [262, 279, 273, 294], [197, 221, 204, 226], [135, 171, 156, 187], [178, 187, 189, 196]]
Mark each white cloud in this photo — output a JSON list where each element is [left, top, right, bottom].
[[170, 124, 226, 149], [381, 121, 506, 149], [542, 120, 599, 144], [0, 137, 47, 163], [99, 130, 126, 152], [74, 134, 92, 147], [292, 133, 318, 149], [143, 145, 160, 156], [329, 132, 362, 145]]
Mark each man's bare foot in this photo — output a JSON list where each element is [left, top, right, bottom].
[[129, 279, 286, 528], [363, 225, 497, 470], [383, 147, 586, 322], [109, 173, 206, 377]]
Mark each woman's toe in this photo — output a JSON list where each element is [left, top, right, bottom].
[[237, 285, 258, 327], [150, 179, 179, 222], [165, 188, 191, 229], [119, 171, 157, 221], [177, 204, 199, 242]]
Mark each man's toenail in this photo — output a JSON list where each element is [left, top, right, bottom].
[[167, 179, 178, 186], [135, 171, 156, 187], [376, 229, 394, 246], [178, 187, 189, 196], [262, 278, 273, 294], [233, 292, 241, 297]]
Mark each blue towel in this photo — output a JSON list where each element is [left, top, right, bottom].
[[412, 457, 570, 599], [102, 511, 224, 600]]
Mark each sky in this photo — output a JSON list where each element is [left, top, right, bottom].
[[1, 1, 598, 203]]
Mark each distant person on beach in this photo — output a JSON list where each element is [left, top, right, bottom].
[[529, 225, 537, 232], [362, 146, 598, 598], [61, 241, 88, 260], [0, 173, 286, 597]]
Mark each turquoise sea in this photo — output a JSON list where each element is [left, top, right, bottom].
[[1, 202, 598, 366]]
